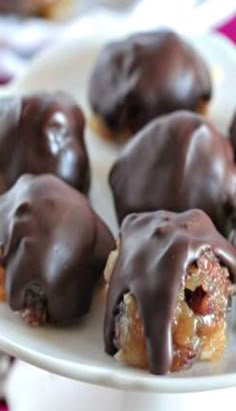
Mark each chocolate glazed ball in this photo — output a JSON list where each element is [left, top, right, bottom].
[[229, 112, 236, 159], [0, 174, 115, 325], [89, 30, 212, 139], [104, 210, 236, 375], [226, 112, 236, 246], [110, 110, 236, 235], [0, 92, 90, 194]]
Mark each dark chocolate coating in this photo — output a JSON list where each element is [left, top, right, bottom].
[[230, 112, 236, 159], [0, 1, 30, 14], [0, 174, 115, 324], [0, 92, 90, 194], [226, 113, 236, 245], [110, 110, 236, 232], [104, 209, 236, 374], [89, 30, 212, 135]]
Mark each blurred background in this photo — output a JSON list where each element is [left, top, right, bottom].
[[0, 0, 235, 86]]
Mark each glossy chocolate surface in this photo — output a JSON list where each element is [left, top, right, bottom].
[[110, 110, 236, 232], [0, 174, 115, 324], [89, 30, 212, 135], [0, 92, 90, 194], [230, 112, 236, 158], [104, 209, 236, 374]]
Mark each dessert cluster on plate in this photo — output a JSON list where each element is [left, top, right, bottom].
[[0, 29, 236, 376]]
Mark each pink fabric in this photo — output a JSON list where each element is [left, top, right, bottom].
[[0, 402, 7, 411], [216, 15, 236, 43]]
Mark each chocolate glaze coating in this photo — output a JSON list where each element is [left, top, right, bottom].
[[104, 209, 236, 374], [226, 113, 236, 246], [89, 30, 212, 135], [229, 112, 236, 158], [110, 110, 236, 233], [0, 92, 90, 194], [0, 174, 115, 324]]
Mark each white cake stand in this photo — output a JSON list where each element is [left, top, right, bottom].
[[0, 29, 236, 411]]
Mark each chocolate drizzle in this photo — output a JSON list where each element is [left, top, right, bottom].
[[0, 174, 115, 324], [0, 92, 90, 194], [110, 110, 236, 233], [104, 210, 236, 374], [89, 30, 212, 135]]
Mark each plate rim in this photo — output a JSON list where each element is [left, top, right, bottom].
[[1, 332, 236, 393]]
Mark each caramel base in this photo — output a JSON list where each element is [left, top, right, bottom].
[[90, 101, 209, 143], [38, 0, 73, 20], [196, 101, 209, 116], [89, 115, 132, 143]]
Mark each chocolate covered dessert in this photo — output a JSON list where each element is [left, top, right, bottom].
[[0, 0, 73, 19], [89, 30, 212, 141], [0, 174, 115, 325], [0, 92, 90, 194], [104, 210, 236, 374], [230, 112, 236, 159], [110, 110, 236, 234]]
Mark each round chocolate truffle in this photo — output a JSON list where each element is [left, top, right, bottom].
[[0, 92, 90, 194], [104, 210, 236, 374], [0, 174, 115, 325], [88, 30, 212, 140], [109, 110, 236, 233], [229, 111, 236, 158]]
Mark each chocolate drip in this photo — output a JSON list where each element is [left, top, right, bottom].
[[89, 30, 211, 135], [110, 110, 236, 233], [0, 92, 90, 194], [104, 210, 236, 374], [0, 174, 115, 324]]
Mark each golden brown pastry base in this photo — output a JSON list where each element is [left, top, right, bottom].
[[105, 247, 231, 373], [4, 0, 74, 20], [89, 115, 132, 143], [196, 101, 209, 116], [36, 0, 73, 20], [90, 102, 209, 143]]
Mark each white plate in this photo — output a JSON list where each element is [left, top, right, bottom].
[[0, 32, 236, 394]]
